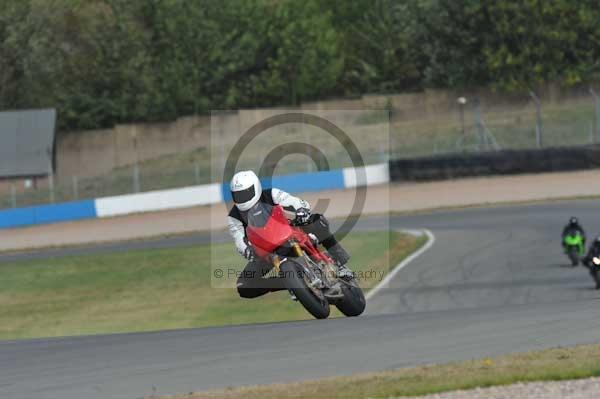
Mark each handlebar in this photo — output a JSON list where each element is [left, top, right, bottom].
[[289, 218, 309, 227]]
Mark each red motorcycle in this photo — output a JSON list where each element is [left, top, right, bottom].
[[246, 202, 366, 319]]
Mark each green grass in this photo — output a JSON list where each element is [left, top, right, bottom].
[[0, 231, 424, 340], [169, 344, 600, 399]]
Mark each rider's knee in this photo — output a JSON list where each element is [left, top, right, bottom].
[[304, 214, 332, 240]]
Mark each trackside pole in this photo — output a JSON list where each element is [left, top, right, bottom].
[[10, 183, 16, 208], [590, 88, 600, 144], [529, 90, 543, 149]]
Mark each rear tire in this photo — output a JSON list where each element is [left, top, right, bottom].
[[568, 247, 579, 266], [592, 268, 600, 290], [280, 260, 330, 319], [588, 266, 600, 289], [335, 278, 366, 317]]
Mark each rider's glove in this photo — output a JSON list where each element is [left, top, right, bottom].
[[295, 208, 311, 225], [242, 245, 255, 261], [308, 233, 319, 246]]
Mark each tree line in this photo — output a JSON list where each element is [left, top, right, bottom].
[[1, 0, 599, 131]]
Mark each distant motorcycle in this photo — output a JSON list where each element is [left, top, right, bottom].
[[563, 232, 584, 266], [587, 256, 600, 290]]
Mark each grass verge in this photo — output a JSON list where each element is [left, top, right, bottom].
[[0, 230, 425, 340], [164, 344, 600, 399]]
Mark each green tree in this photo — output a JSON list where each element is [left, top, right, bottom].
[[413, 0, 491, 89], [481, 0, 600, 89], [261, 0, 342, 105], [201, 0, 342, 107], [319, 0, 422, 94], [2, 0, 600, 131]]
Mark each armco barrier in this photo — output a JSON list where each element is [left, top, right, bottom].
[[389, 146, 600, 182], [0, 164, 389, 229], [343, 163, 390, 188], [95, 184, 223, 218]]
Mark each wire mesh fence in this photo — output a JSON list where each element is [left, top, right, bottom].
[[390, 90, 600, 159], [2, 88, 600, 210]]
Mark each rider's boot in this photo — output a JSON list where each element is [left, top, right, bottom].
[[337, 264, 355, 281], [325, 242, 354, 281]]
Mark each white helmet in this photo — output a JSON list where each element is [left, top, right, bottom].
[[230, 170, 262, 211]]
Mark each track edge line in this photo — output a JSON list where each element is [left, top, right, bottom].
[[365, 229, 435, 301]]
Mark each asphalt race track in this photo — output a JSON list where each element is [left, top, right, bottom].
[[3, 199, 600, 399]]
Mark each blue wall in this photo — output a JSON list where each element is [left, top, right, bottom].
[[0, 167, 361, 229], [0, 200, 97, 229]]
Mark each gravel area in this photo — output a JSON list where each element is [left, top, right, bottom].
[[406, 378, 600, 399]]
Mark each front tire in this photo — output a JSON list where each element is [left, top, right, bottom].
[[280, 260, 330, 319], [335, 278, 366, 317]]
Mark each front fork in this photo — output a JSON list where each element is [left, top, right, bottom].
[[267, 243, 305, 273], [271, 254, 282, 273]]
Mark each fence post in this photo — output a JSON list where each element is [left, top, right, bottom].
[[194, 163, 201, 185], [133, 165, 140, 193], [131, 128, 141, 194], [49, 174, 55, 203], [389, 106, 398, 159], [10, 183, 16, 208], [529, 90, 543, 148], [474, 98, 486, 151], [590, 88, 600, 144], [303, 115, 312, 172], [72, 176, 79, 200], [378, 138, 387, 162], [219, 121, 227, 176], [457, 97, 467, 152]]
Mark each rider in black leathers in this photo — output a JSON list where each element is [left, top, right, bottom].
[[561, 217, 586, 249], [583, 236, 600, 289]]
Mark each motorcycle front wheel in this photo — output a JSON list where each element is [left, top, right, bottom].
[[335, 278, 366, 317], [280, 259, 330, 319]]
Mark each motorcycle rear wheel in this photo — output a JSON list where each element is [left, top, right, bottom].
[[568, 247, 579, 266], [591, 266, 600, 290], [280, 259, 330, 319]]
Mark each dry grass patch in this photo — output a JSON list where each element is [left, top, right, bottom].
[[164, 344, 600, 399]]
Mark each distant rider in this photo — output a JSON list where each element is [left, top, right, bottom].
[[583, 236, 600, 290], [562, 217, 586, 248], [227, 170, 354, 299]]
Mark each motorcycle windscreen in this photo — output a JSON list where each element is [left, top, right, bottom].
[[246, 202, 274, 228], [246, 203, 293, 254]]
